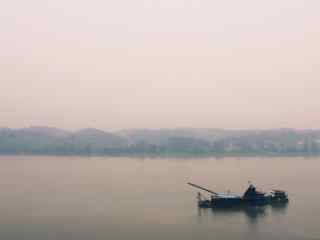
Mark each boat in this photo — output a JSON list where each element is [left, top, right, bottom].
[[188, 182, 289, 208]]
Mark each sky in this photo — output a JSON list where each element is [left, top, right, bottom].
[[1, 0, 320, 130]]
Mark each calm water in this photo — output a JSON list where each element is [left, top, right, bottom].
[[0, 156, 319, 240]]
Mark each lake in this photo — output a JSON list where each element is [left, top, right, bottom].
[[0, 156, 319, 240]]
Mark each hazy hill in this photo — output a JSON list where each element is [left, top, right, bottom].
[[66, 128, 128, 154], [0, 127, 320, 156], [19, 126, 70, 138], [0, 127, 68, 154], [0, 127, 127, 155]]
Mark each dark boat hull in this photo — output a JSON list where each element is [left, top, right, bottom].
[[198, 196, 288, 209]]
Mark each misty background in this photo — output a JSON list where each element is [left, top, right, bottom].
[[1, 0, 320, 130]]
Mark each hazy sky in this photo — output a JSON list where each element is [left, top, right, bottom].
[[1, 0, 320, 130]]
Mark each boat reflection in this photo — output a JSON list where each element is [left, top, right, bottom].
[[198, 202, 289, 224]]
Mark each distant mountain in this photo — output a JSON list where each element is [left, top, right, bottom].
[[0, 127, 65, 154], [19, 126, 70, 138], [66, 128, 128, 154], [0, 127, 320, 156], [0, 127, 127, 155]]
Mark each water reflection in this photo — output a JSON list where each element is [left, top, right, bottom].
[[270, 202, 289, 215], [198, 202, 289, 224]]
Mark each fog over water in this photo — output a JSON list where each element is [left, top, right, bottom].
[[0, 156, 319, 240], [1, 0, 320, 130]]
